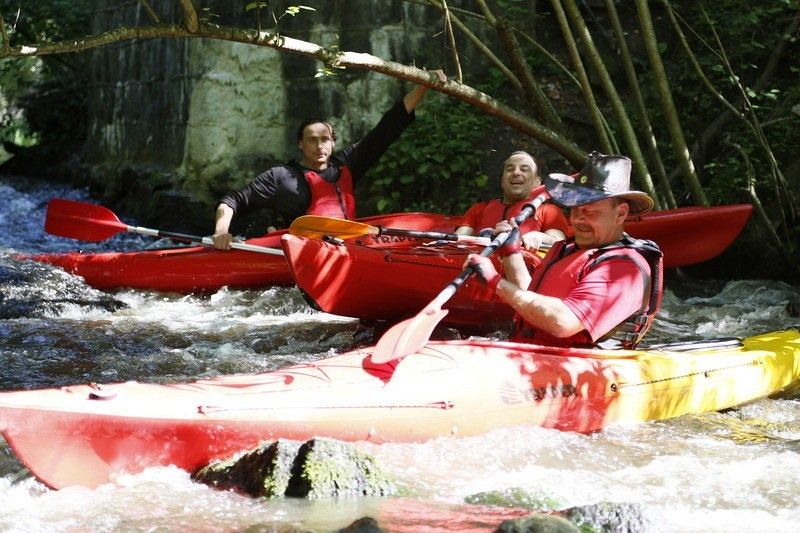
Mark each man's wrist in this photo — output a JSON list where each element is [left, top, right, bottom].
[[497, 241, 522, 258]]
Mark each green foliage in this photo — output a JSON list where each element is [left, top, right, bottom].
[[364, 95, 494, 215], [0, 1, 91, 152], [636, 0, 799, 208]]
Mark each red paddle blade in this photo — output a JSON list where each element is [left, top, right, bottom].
[[371, 307, 449, 364], [45, 199, 127, 241]]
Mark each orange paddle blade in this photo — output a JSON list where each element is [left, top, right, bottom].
[[289, 216, 378, 240], [371, 307, 449, 364], [45, 199, 127, 241]]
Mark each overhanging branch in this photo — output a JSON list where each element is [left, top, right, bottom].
[[0, 21, 585, 164]]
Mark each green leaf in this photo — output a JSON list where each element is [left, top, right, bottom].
[[285, 5, 316, 16], [245, 1, 269, 12]]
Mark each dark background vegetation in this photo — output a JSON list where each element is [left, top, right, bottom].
[[1, 0, 798, 278]]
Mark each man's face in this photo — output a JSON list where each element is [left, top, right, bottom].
[[501, 154, 539, 203], [569, 198, 629, 248], [298, 123, 335, 169]]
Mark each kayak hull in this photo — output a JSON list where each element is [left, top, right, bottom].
[[1, 329, 798, 489], [23, 212, 462, 292], [284, 204, 754, 329]]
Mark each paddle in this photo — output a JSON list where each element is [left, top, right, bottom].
[[371, 193, 549, 363], [44, 198, 284, 256], [289, 215, 491, 246]]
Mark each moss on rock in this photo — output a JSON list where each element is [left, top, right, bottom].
[[286, 437, 397, 499], [192, 439, 301, 497], [193, 437, 397, 499]]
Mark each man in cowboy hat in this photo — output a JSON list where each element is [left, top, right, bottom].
[[466, 151, 664, 349]]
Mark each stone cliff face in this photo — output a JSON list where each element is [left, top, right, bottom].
[[85, 0, 478, 225]]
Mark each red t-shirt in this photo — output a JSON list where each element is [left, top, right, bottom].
[[460, 196, 568, 235], [516, 246, 648, 347]]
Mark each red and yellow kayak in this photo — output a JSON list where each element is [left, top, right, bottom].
[[23, 212, 462, 292], [284, 204, 754, 330], [0, 329, 798, 489]]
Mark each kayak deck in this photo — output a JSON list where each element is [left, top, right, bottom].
[[0, 329, 798, 489]]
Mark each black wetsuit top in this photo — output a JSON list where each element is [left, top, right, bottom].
[[219, 101, 415, 222]]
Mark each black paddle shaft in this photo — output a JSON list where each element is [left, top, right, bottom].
[[442, 200, 540, 297], [378, 227, 462, 241]]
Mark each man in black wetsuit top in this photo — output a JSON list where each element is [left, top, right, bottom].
[[212, 75, 443, 250]]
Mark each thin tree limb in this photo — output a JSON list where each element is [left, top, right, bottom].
[[700, 5, 793, 239], [666, 7, 799, 186], [724, 138, 796, 266], [178, 0, 199, 34], [440, 0, 462, 82], [137, 0, 161, 25], [561, 0, 661, 207], [549, 0, 613, 154], [634, 0, 708, 206], [604, 0, 675, 208], [0, 22, 586, 164], [475, 0, 565, 133], [0, 13, 9, 52]]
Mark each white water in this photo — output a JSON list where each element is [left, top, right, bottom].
[[1, 175, 799, 532]]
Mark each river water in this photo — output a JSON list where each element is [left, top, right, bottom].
[[1, 175, 799, 532]]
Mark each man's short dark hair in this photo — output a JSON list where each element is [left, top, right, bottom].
[[296, 120, 337, 142]]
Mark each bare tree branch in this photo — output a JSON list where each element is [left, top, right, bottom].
[[549, 0, 614, 154], [475, 0, 565, 134], [421, 0, 521, 90], [561, 0, 662, 206], [441, 0, 463, 82], [178, 0, 199, 34], [634, 0, 708, 206], [0, 22, 585, 164], [138, 0, 161, 24], [604, 0, 675, 208], [0, 13, 9, 53]]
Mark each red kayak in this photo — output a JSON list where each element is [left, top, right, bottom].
[[284, 204, 753, 330], [0, 329, 797, 489], [23, 212, 462, 292]]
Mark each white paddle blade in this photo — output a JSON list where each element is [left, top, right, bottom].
[[371, 308, 449, 364]]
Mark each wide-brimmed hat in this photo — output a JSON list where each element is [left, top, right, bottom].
[[544, 151, 654, 214]]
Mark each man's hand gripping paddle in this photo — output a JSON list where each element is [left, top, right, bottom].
[[44, 199, 284, 255], [370, 193, 549, 364]]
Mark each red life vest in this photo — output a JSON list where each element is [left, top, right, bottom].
[[513, 235, 663, 349], [471, 185, 548, 233], [304, 166, 357, 219]]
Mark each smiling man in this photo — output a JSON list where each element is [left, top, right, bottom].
[[455, 151, 568, 251], [211, 77, 442, 250], [466, 152, 664, 349]]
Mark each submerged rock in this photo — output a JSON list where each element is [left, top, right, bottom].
[[286, 438, 397, 498], [496, 514, 579, 533], [465, 487, 563, 510], [193, 440, 301, 498], [563, 502, 654, 533], [194, 437, 397, 499], [337, 516, 386, 533]]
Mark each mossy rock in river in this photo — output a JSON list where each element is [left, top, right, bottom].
[[563, 501, 654, 532], [193, 439, 301, 497], [193, 437, 397, 499], [286, 437, 397, 498], [465, 487, 563, 510]]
